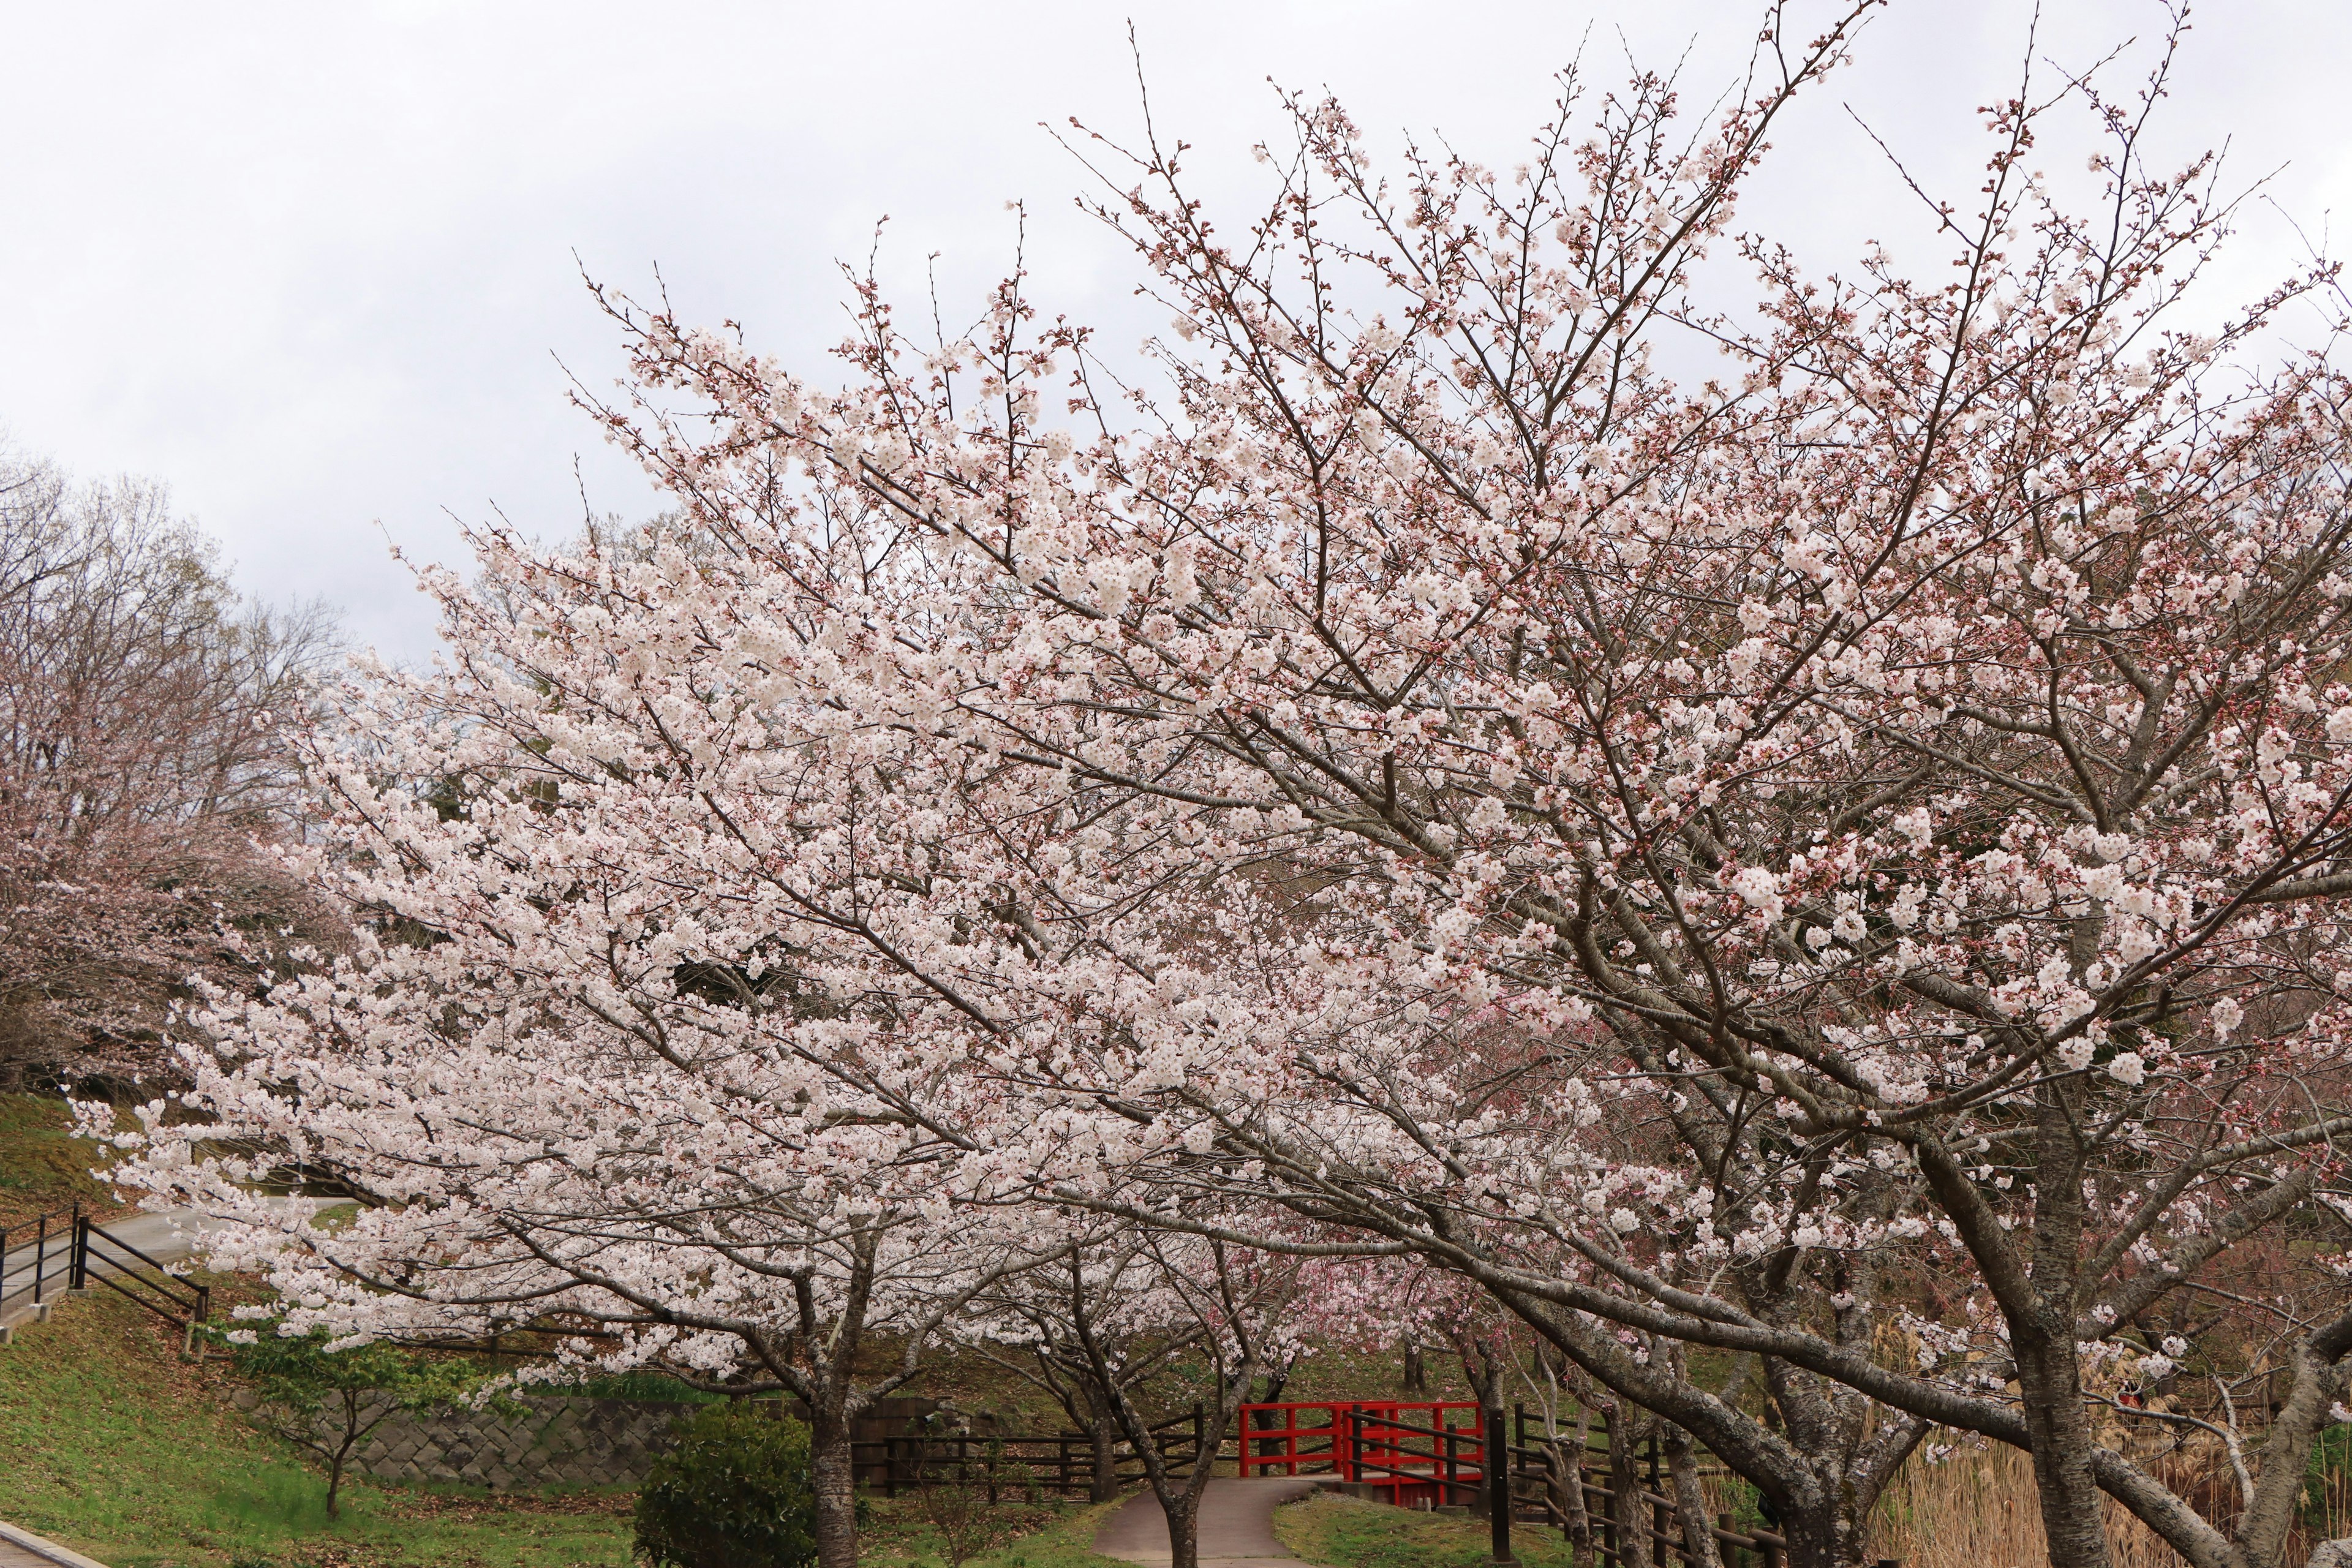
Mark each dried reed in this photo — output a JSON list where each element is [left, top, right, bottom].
[[1866, 1440, 2352, 1568]]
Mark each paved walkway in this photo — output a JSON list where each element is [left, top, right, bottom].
[[0, 1520, 107, 1568], [2, 1200, 337, 1332], [1093, 1476, 1326, 1566]]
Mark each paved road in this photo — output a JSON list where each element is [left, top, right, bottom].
[[0, 1537, 53, 1568], [1093, 1477, 1326, 1566], [1, 1200, 335, 1329]]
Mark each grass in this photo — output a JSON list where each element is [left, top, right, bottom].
[[0, 1091, 124, 1229], [1273, 1491, 1581, 1568], [0, 1285, 635, 1568], [0, 1281, 1143, 1568], [862, 1496, 1134, 1568]]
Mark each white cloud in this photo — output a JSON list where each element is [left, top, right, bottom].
[[2, 1, 2343, 660]]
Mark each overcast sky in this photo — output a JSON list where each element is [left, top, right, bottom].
[[2, 0, 2346, 662]]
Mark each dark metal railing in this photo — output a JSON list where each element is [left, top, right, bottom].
[[0, 1203, 79, 1322], [72, 1216, 211, 1337], [0, 1209, 211, 1348]]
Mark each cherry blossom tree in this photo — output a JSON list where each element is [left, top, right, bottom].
[[97, 7, 2352, 1568], [557, 8, 2352, 1566], [90, 513, 1109, 1568], [970, 1223, 1301, 1568], [965, 1227, 1219, 1502]]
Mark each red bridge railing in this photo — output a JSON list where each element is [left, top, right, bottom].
[[1236, 1400, 1485, 1506]]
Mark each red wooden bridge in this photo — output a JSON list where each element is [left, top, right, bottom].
[[1236, 1400, 1491, 1509]]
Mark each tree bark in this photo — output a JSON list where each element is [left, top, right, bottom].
[[809, 1415, 859, 1568], [1090, 1405, 1122, 1503], [1664, 1425, 1723, 1568], [1608, 1412, 1647, 1568], [1163, 1487, 1204, 1568], [1998, 1300, 2112, 1568]]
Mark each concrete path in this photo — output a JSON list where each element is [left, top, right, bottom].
[[0, 1520, 108, 1568], [1093, 1476, 1326, 1566]]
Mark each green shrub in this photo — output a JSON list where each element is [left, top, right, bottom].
[[633, 1401, 818, 1568]]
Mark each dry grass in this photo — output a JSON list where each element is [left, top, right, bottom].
[[1869, 1440, 2352, 1568], [1871, 1444, 2176, 1568]]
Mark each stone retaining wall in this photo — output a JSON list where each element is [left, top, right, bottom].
[[233, 1392, 693, 1490], [231, 1392, 945, 1492]]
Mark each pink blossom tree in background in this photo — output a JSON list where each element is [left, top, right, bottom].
[[91, 514, 1120, 1568], [967, 1220, 1306, 1568], [0, 450, 339, 1091]]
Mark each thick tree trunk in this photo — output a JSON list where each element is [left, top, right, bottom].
[[1777, 1502, 1855, 1568], [1090, 1407, 1122, 1502], [1164, 1485, 1204, 1568], [810, 1418, 860, 1568], [2012, 1314, 2112, 1568]]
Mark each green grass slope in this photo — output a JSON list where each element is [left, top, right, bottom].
[[0, 1284, 1142, 1568], [0, 1288, 632, 1568]]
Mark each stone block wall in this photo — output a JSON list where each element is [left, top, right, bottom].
[[230, 1391, 945, 1492], [355, 1395, 694, 1488], [232, 1391, 693, 1490]]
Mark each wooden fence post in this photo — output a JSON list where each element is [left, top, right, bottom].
[[1486, 1405, 1514, 1564], [1598, 1412, 1618, 1568], [1647, 1432, 1667, 1568]]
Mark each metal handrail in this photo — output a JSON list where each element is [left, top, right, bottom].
[[76, 1218, 210, 1329], [0, 1202, 80, 1316]]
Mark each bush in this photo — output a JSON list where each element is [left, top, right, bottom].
[[633, 1401, 819, 1568]]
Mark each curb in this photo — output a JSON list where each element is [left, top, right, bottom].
[[0, 1520, 109, 1568]]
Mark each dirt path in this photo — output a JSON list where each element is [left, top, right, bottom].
[[1092, 1476, 1327, 1566]]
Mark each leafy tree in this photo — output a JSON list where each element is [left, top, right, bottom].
[[633, 1402, 818, 1568], [214, 1323, 490, 1517]]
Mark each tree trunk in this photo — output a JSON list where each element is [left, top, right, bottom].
[[1550, 1435, 1594, 1566], [1161, 1484, 1203, 1568], [326, 1392, 360, 1518], [1403, 1341, 1428, 1395], [1776, 1501, 1853, 1568], [1608, 1415, 1646, 1567], [810, 1417, 860, 1568], [1663, 1425, 1722, 1568], [2012, 1313, 2113, 1568], [1090, 1406, 1122, 1503]]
